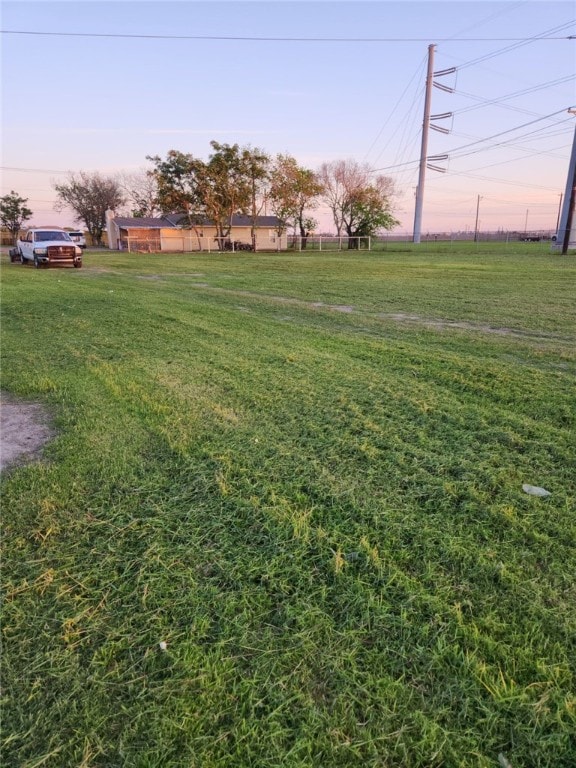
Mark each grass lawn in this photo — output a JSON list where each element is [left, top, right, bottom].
[[1, 244, 575, 767]]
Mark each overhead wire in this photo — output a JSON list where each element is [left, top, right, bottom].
[[403, 18, 574, 211], [443, 171, 561, 192], [360, 13, 574, 222], [373, 84, 425, 187], [363, 52, 427, 162], [451, 75, 576, 117], [448, 126, 571, 157], [445, 112, 574, 161], [442, 0, 528, 39], [370, 109, 572, 173], [3, 15, 574, 230], [1, 29, 574, 42], [454, 20, 575, 70]]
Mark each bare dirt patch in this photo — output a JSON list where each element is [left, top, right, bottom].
[[0, 393, 54, 473]]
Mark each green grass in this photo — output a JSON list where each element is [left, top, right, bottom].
[[1, 245, 575, 767]]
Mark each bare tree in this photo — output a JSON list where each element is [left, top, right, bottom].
[[54, 172, 125, 246], [318, 160, 398, 247], [117, 169, 161, 218], [318, 160, 345, 236]]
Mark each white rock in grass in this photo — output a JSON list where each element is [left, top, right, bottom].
[[159, 641, 168, 651], [522, 484, 551, 497]]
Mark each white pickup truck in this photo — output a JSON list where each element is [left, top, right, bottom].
[[18, 229, 83, 268]]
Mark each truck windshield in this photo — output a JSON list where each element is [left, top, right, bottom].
[[36, 231, 72, 242]]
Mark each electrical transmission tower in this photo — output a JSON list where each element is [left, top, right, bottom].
[[413, 45, 455, 243], [555, 109, 576, 254]]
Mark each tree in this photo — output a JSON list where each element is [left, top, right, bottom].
[[147, 150, 206, 248], [317, 160, 353, 237], [148, 150, 201, 217], [269, 155, 323, 249], [318, 160, 399, 247], [117, 169, 161, 218], [240, 146, 270, 251], [0, 191, 32, 244], [199, 141, 253, 249], [149, 142, 256, 250], [54, 172, 126, 246]]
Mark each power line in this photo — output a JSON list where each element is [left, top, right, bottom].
[[437, 170, 561, 192], [1, 29, 574, 42], [455, 21, 575, 70], [444, 0, 527, 41], [371, 108, 572, 173], [447, 146, 569, 179], [447, 114, 574, 162], [447, 132, 570, 161], [363, 53, 427, 161], [452, 75, 576, 117]]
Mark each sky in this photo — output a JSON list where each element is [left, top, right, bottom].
[[1, 0, 575, 235]]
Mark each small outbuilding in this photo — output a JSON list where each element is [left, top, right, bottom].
[[106, 212, 287, 253]]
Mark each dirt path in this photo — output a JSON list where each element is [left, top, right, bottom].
[[0, 393, 54, 473]]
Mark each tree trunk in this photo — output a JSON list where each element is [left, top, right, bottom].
[[299, 220, 308, 250], [215, 224, 226, 250], [90, 227, 103, 247], [191, 226, 202, 251]]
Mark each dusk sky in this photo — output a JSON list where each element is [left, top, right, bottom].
[[1, 0, 575, 234]]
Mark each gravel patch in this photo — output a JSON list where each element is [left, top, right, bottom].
[[0, 393, 54, 473]]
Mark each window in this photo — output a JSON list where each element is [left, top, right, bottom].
[[36, 231, 71, 242]]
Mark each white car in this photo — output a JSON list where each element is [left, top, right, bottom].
[[67, 230, 87, 248], [18, 229, 83, 268]]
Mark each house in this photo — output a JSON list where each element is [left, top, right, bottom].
[[106, 212, 287, 253]]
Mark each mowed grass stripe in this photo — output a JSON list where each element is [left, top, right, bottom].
[[2, 248, 575, 767]]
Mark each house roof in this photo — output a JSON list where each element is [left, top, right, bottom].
[[113, 214, 282, 229], [113, 216, 174, 229]]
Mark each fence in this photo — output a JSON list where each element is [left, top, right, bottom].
[[122, 237, 162, 253], [373, 230, 557, 244], [287, 235, 371, 251], [118, 229, 567, 254], [122, 235, 258, 253]]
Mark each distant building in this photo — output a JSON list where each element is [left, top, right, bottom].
[[106, 212, 287, 252]]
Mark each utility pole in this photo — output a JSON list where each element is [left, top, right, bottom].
[[474, 195, 481, 242], [413, 44, 435, 244], [556, 109, 576, 254], [555, 193, 563, 233]]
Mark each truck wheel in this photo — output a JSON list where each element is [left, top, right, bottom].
[[34, 256, 41, 269]]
